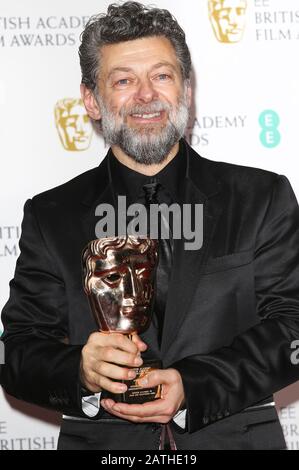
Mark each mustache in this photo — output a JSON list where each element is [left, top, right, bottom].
[[120, 101, 172, 117]]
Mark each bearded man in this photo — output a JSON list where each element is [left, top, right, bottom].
[[1, 2, 299, 450]]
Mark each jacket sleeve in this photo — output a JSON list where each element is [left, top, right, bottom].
[[171, 175, 299, 433], [0, 198, 87, 416]]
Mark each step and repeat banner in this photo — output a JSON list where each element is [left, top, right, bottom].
[[0, 0, 299, 450]]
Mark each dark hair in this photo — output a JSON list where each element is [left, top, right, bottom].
[[79, 1, 191, 92]]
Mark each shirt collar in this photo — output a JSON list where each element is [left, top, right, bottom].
[[108, 139, 187, 204]]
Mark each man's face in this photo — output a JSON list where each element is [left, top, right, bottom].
[[86, 36, 191, 164], [209, 0, 247, 43], [83, 238, 158, 334], [55, 100, 93, 151]]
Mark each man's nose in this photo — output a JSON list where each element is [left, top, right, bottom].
[[134, 78, 158, 104]]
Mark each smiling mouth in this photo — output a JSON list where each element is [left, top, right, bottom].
[[129, 111, 165, 123]]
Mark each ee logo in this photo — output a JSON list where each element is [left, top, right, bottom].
[[259, 110, 281, 148]]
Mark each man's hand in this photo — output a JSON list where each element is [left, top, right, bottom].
[[80, 332, 147, 393], [100, 368, 185, 423]]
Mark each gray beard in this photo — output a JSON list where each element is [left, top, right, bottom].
[[97, 92, 189, 165]]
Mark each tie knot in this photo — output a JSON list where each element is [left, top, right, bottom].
[[142, 180, 161, 204]]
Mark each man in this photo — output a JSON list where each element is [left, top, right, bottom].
[[1, 2, 299, 450]]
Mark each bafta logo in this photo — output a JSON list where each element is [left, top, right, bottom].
[[208, 0, 247, 43], [54, 98, 93, 151], [0, 340, 4, 365]]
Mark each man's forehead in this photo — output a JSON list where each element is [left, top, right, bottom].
[[99, 36, 180, 74]]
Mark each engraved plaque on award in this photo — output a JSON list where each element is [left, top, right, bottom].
[[82, 236, 162, 404]]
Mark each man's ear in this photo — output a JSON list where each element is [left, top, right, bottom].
[[186, 80, 192, 108], [80, 83, 101, 120]]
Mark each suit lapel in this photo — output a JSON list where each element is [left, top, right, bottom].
[[161, 143, 223, 361], [80, 155, 116, 246]]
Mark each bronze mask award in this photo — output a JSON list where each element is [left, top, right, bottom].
[[82, 236, 162, 404]]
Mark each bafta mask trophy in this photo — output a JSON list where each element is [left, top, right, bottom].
[[82, 235, 162, 404]]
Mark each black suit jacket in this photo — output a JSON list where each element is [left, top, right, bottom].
[[1, 140, 298, 450]]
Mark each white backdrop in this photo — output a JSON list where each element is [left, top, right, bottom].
[[1, 0, 299, 450]]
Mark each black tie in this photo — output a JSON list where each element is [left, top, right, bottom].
[[142, 178, 174, 346]]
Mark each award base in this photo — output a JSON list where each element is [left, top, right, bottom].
[[102, 359, 162, 404]]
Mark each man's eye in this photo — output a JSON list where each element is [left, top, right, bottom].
[[157, 74, 170, 81], [116, 78, 130, 86]]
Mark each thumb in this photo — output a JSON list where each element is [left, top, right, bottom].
[[137, 369, 164, 388]]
